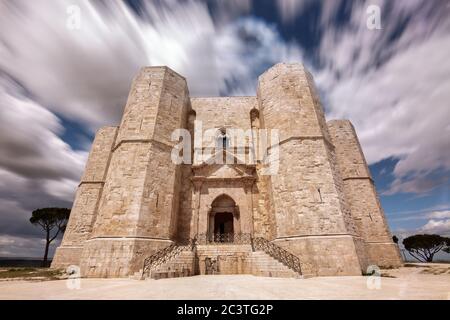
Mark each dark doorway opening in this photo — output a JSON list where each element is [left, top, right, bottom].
[[214, 212, 234, 235]]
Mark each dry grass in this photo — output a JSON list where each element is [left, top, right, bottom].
[[0, 268, 67, 281], [420, 266, 450, 275]]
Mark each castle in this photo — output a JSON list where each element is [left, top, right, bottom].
[[52, 63, 402, 279]]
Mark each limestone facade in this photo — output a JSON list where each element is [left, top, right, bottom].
[[52, 63, 402, 278]]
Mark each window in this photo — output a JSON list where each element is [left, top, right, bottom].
[[309, 185, 324, 203], [317, 188, 323, 203], [250, 109, 260, 129], [217, 129, 229, 150]]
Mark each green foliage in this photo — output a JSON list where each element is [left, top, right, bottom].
[[0, 267, 65, 280], [30, 208, 71, 266], [30, 208, 70, 232], [403, 234, 449, 263]]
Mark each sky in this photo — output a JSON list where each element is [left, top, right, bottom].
[[0, 0, 449, 260]]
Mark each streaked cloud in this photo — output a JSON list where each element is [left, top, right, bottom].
[[0, 0, 448, 258], [312, 0, 450, 195], [0, 0, 301, 128], [276, 0, 313, 23], [0, 235, 60, 258], [0, 0, 302, 257]]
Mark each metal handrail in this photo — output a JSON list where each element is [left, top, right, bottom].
[[140, 235, 302, 279], [141, 240, 195, 279], [196, 233, 252, 245], [253, 237, 303, 275]]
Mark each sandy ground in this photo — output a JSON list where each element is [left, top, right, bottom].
[[0, 264, 449, 300]]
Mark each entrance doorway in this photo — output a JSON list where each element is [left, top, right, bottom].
[[214, 212, 234, 235], [209, 195, 238, 242]]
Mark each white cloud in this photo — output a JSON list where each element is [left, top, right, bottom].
[[419, 219, 450, 235], [0, 0, 303, 257], [391, 209, 450, 241], [0, 0, 301, 128], [389, 209, 450, 222], [313, 0, 450, 195], [0, 234, 60, 258], [428, 211, 450, 219], [0, 0, 448, 258], [0, 77, 85, 252], [42, 178, 79, 202], [276, 0, 313, 23], [0, 76, 87, 182]]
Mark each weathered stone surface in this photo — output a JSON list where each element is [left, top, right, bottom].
[[52, 63, 401, 278], [52, 126, 118, 268], [328, 120, 402, 268]]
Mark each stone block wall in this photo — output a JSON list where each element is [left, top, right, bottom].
[[80, 67, 190, 277], [190, 97, 256, 164], [273, 235, 363, 276], [53, 63, 400, 278], [51, 126, 118, 268], [257, 63, 364, 276], [253, 170, 277, 240], [327, 120, 402, 268]]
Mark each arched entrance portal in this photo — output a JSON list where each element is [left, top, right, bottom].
[[214, 212, 234, 235], [209, 195, 239, 242]]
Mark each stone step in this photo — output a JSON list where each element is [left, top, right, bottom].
[[249, 251, 302, 278], [129, 270, 143, 280], [140, 245, 304, 280]]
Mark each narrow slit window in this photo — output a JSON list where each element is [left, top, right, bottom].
[[317, 188, 323, 203]]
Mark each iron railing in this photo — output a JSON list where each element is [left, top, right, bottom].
[[141, 240, 195, 279], [140, 234, 303, 279], [196, 233, 252, 245], [253, 237, 302, 276]]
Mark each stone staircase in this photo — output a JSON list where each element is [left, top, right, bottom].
[[140, 250, 196, 280], [249, 251, 300, 278], [136, 238, 304, 280]]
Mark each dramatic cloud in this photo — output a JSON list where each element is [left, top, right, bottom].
[[0, 0, 302, 257], [0, 234, 60, 258], [0, 77, 83, 256], [0, 0, 301, 128], [0, 0, 448, 257], [0, 76, 87, 182], [276, 0, 313, 23], [312, 0, 450, 195]]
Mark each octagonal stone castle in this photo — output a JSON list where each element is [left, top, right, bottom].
[[52, 63, 402, 279]]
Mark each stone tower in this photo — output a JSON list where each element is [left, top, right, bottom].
[[327, 120, 402, 267], [257, 64, 365, 275], [52, 63, 402, 278]]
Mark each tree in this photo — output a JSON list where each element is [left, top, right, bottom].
[[392, 235, 399, 244], [30, 208, 70, 267], [443, 239, 450, 254], [402, 234, 449, 263]]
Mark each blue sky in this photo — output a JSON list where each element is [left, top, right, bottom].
[[0, 0, 449, 259]]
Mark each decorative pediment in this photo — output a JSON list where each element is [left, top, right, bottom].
[[196, 164, 247, 179], [192, 149, 256, 182], [197, 149, 250, 167]]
